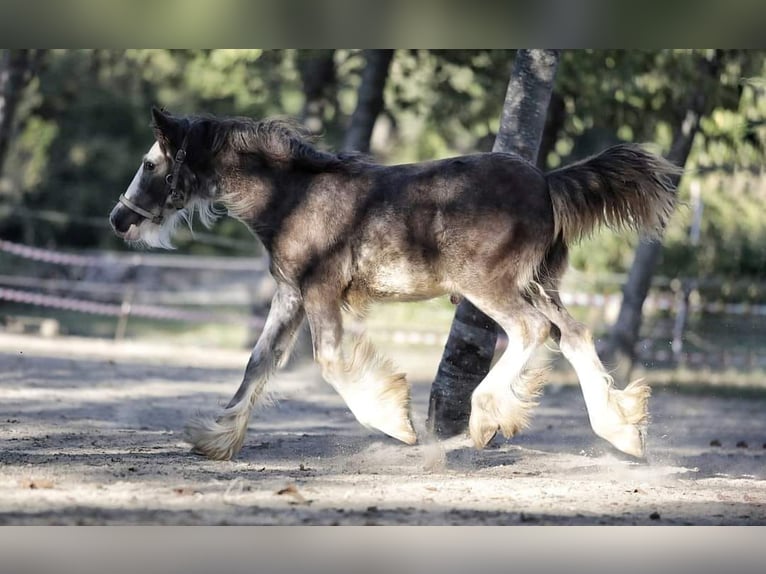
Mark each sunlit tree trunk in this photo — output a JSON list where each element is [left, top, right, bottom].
[[599, 51, 724, 381], [0, 50, 43, 246], [0, 50, 41, 171], [342, 50, 394, 153], [427, 49, 560, 438]]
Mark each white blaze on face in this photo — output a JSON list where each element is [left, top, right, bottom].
[[124, 165, 143, 203], [125, 141, 164, 201]]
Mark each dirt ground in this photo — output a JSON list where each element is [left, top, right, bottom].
[[1, 332, 764, 525]]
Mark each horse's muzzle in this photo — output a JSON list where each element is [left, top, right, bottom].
[[109, 202, 142, 238]]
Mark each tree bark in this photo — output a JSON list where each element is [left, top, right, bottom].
[[599, 52, 724, 380], [536, 91, 565, 170], [298, 50, 336, 135], [0, 50, 41, 172], [427, 49, 560, 438], [342, 50, 394, 153]]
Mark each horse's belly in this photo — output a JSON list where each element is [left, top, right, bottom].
[[360, 257, 446, 301], [373, 265, 443, 300]]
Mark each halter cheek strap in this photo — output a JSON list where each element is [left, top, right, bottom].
[[118, 134, 190, 225], [118, 193, 165, 224]]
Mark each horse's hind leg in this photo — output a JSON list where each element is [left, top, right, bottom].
[[527, 282, 649, 458], [303, 288, 416, 445], [185, 282, 305, 460], [464, 293, 551, 449]]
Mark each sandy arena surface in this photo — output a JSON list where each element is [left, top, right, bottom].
[[0, 332, 764, 525]]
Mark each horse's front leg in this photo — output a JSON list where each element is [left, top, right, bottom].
[[185, 282, 305, 460], [303, 287, 416, 445]]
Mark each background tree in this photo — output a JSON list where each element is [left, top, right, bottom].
[[0, 50, 44, 173], [427, 49, 560, 438], [298, 50, 336, 135], [3, 50, 764, 261], [342, 50, 394, 153], [1, 49, 765, 361], [597, 50, 762, 378]]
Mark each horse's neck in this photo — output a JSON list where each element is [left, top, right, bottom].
[[218, 160, 317, 246], [218, 169, 274, 220]]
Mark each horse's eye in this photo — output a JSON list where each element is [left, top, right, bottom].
[[144, 160, 156, 171]]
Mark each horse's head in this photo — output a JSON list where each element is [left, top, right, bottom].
[[109, 107, 216, 248]]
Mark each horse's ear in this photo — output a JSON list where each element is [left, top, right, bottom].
[[151, 106, 183, 154]]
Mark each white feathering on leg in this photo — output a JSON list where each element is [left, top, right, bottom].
[[185, 401, 253, 461], [328, 335, 416, 445]]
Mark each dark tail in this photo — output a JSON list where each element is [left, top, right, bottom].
[[545, 143, 681, 244]]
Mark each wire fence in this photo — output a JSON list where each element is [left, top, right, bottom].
[[1, 239, 765, 370]]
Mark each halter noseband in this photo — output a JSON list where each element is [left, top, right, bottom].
[[119, 135, 189, 225]]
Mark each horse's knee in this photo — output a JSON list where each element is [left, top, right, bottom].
[[559, 323, 592, 354], [529, 315, 551, 346], [312, 336, 341, 369], [316, 355, 341, 379], [510, 312, 549, 349]]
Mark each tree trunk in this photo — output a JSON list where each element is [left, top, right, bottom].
[[342, 50, 394, 153], [0, 50, 41, 172], [536, 91, 565, 170], [427, 49, 560, 438], [298, 50, 336, 135], [599, 52, 724, 381]]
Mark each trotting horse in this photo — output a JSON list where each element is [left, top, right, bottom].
[[109, 107, 678, 461]]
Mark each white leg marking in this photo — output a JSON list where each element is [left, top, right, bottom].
[[561, 334, 649, 457], [322, 335, 416, 445], [530, 283, 649, 458], [305, 296, 415, 445], [468, 301, 549, 449]]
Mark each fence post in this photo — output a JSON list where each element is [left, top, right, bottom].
[[114, 284, 136, 341], [671, 180, 703, 365]]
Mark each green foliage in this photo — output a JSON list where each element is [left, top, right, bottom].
[[383, 50, 514, 160], [0, 49, 309, 253], [1, 49, 765, 281], [561, 50, 766, 279]]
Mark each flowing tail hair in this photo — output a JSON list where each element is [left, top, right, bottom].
[[545, 143, 681, 244]]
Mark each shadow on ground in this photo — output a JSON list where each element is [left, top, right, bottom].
[[1, 340, 765, 525]]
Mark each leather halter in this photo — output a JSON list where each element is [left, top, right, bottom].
[[118, 135, 189, 225]]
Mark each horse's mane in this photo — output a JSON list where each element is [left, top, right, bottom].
[[203, 115, 368, 172]]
